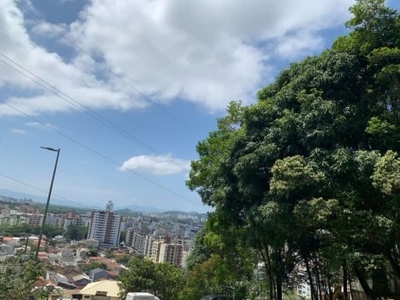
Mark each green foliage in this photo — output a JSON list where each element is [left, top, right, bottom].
[[88, 248, 99, 257], [119, 257, 184, 300], [185, 227, 213, 271], [187, 1, 400, 299], [187, 101, 245, 217], [119, 230, 126, 244], [38, 203, 88, 215], [155, 262, 185, 300], [64, 225, 88, 241], [41, 224, 63, 239], [181, 216, 256, 300], [0, 256, 46, 300], [0, 223, 62, 239], [105, 248, 116, 259], [345, 0, 400, 52], [116, 254, 132, 265]]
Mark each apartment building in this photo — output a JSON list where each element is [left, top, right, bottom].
[[63, 214, 90, 231], [126, 218, 152, 255], [143, 235, 153, 257], [150, 240, 162, 263], [147, 238, 184, 267], [158, 243, 183, 267], [87, 201, 122, 247]]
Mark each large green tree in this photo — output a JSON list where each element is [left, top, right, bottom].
[[0, 256, 48, 300], [188, 1, 400, 299], [118, 257, 184, 300], [64, 225, 88, 241], [181, 216, 255, 300]]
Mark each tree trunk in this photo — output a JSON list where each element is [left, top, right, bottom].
[[262, 245, 275, 300], [353, 263, 376, 300], [343, 262, 348, 300], [305, 256, 316, 300], [326, 273, 333, 300], [312, 259, 323, 300], [387, 248, 400, 281], [276, 249, 283, 300], [349, 275, 354, 300]]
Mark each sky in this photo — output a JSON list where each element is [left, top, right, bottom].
[[1, 0, 399, 213]]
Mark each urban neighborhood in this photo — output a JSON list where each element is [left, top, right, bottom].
[[0, 197, 204, 299], [2, 0, 400, 299]]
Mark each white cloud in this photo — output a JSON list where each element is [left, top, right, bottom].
[[11, 128, 26, 134], [70, 0, 353, 110], [31, 22, 67, 38], [275, 30, 325, 59], [25, 121, 58, 130], [120, 154, 191, 175], [0, 0, 354, 116], [0, 0, 147, 117]]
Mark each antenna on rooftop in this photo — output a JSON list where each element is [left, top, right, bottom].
[[106, 200, 114, 212]]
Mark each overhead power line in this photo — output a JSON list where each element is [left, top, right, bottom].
[[1, 100, 202, 208], [19, 2, 202, 139], [4, 103, 197, 205], [0, 54, 161, 155], [0, 53, 198, 192], [0, 3, 205, 209], [0, 173, 92, 210]]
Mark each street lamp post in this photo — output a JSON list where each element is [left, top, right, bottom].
[[35, 147, 60, 260]]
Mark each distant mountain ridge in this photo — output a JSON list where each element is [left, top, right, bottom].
[[0, 189, 47, 203], [0, 189, 191, 213], [115, 205, 164, 213], [161, 210, 208, 217]]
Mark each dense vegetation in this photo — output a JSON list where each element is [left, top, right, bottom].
[[118, 257, 185, 300], [0, 223, 63, 239], [64, 225, 88, 241], [0, 255, 49, 300], [187, 1, 400, 300]]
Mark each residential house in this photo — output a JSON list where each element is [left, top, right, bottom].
[[79, 280, 121, 300], [89, 256, 122, 277], [47, 272, 77, 290], [72, 274, 92, 287], [90, 268, 109, 281]]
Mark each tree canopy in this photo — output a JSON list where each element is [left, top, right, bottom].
[[187, 1, 400, 299], [0, 255, 48, 300], [118, 257, 184, 300]]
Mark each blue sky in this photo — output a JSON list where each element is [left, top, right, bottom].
[[1, 0, 399, 213]]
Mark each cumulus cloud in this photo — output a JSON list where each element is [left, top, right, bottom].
[[120, 154, 191, 175], [69, 0, 353, 110], [0, 0, 146, 117], [0, 0, 353, 116]]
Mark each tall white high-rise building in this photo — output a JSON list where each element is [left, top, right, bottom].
[[87, 201, 122, 247]]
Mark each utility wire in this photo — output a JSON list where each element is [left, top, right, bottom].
[[0, 5, 204, 208], [2, 101, 201, 208], [0, 54, 161, 155], [18, 2, 202, 139], [0, 55, 201, 207], [0, 173, 92, 210]]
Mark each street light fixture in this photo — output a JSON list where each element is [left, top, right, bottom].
[[35, 146, 60, 260]]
